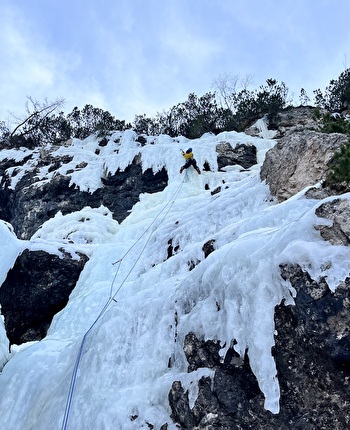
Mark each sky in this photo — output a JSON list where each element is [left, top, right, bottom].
[[1, 0, 350, 124]]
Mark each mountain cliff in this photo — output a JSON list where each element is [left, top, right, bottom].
[[0, 108, 349, 429]]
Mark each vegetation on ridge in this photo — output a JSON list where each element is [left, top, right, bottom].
[[0, 69, 350, 189]]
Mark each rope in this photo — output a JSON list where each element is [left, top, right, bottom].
[[60, 298, 112, 430], [109, 176, 185, 300], [112, 177, 186, 265], [61, 174, 186, 430]]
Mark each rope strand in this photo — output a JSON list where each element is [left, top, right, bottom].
[[61, 174, 186, 430]]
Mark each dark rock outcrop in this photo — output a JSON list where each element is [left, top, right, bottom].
[[0, 250, 88, 345], [202, 239, 215, 259], [275, 264, 350, 430], [216, 142, 257, 170], [169, 334, 282, 429], [0, 157, 168, 240], [168, 265, 350, 429]]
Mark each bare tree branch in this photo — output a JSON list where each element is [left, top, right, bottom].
[[212, 73, 254, 111], [10, 97, 65, 138]]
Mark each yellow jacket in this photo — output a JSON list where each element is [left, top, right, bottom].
[[182, 149, 193, 160]]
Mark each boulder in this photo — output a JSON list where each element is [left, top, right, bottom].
[[260, 131, 348, 201], [0, 250, 88, 345], [216, 142, 257, 170]]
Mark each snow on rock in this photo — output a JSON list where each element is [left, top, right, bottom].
[[0, 129, 267, 193], [29, 206, 120, 258], [0, 128, 349, 429]]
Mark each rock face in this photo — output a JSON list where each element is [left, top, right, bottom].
[[169, 334, 269, 429], [268, 106, 322, 138], [168, 265, 350, 430], [0, 157, 168, 240], [275, 265, 350, 430], [260, 130, 348, 201], [0, 250, 88, 345], [315, 198, 350, 245]]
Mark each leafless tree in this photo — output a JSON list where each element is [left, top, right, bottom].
[[9, 96, 65, 139], [212, 73, 254, 111]]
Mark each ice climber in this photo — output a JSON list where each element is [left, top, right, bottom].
[[179, 148, 201, 174]]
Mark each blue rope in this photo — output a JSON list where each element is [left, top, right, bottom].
[[60, 175, 186, 430], [61, 298, 112, 430]]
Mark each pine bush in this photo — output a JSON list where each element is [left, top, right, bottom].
[[325, 141, 350, 189]]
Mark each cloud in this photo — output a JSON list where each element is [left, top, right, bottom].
[[0, 0, 350, 124], [0, 2, 111, 121], [0, 5, 64, 118]]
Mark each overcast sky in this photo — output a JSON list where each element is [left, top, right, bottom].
[[1, 0, 350, 124]]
